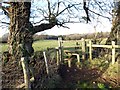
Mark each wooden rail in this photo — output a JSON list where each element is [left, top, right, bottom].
[[87, 40, 120, 64], [57, 38, 120, 65]]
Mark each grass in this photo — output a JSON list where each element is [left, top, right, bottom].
[[0, 43, 9, 52], [1, 40, 81, 52], [0, 38, 107, 53], [32, 40, 58, 51]]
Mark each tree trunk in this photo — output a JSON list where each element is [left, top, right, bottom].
[[8, 2, 34, 61], [8, 2, 56, 61], [106, 2, 120, 45], [103, 2, 120, 61]]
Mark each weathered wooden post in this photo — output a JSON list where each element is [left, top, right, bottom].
[[81, 38, 86, 60], [89, 40, 92, 60], [21, 57, 31, 89], [76, 54, 80, 67], [43, 51, 49, 74], [112, 41, 115, 64], [56, 47, 59, 66], [58, 37, 63, 63]]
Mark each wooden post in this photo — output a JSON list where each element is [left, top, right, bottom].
[[68, 59, 71, 67], [56, 48, 59, 66], [21, 57, 31, 89], [72, 53, 80, 67], [58, 37, 63, 63], [112, 41, 115, 64], [76, 54, 80, 67], [43, 51, 49, 74], [89, 40, 92, 60], [81, 38, 86, 60]]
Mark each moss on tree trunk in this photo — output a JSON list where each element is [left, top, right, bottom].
[[106, 2, 120, 45], [7, 2, 56, 61], [8, 2, 34, 61]]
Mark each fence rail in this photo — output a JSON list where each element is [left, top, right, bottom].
[[57, 38, 120, 65], [87, 44, 120, 48], [87, 40, 120, 64]]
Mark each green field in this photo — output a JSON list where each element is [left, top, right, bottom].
[[1, 40, 80, 52], [0, 39, 107, 52], [33, 40, 81, 51]]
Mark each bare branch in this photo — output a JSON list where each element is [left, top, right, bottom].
[[88, 9, 111, 21], [83, 0, 91, 23], [94, 0, 104, 11], [33, 23, 55, 34], [51, 2, 57, 14], [57, 3, 80, 16], [47, 0, 51, 21], [1, 22, 10, 25], [57, 0, 60, 15]]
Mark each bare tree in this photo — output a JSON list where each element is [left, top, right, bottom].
[[0, 0, 112, 61], [0, 1, 82, 61]]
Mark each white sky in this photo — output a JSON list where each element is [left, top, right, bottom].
[[0, 20, 112, 38], [37, 22, 112, 36], [0, 0, 113, 37], [0, 21, 112, 37]]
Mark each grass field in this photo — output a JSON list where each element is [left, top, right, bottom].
[[1, 40, 82, 52], [0, 38, 107, 52]]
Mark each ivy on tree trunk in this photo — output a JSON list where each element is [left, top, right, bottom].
[[106, 1, 120, 45], [8, 2, 56, 61]]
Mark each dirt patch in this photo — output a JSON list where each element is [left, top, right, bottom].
[[58, 65, 102, 82]]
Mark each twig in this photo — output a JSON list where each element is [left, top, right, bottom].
[[88, 9, 111, 21]]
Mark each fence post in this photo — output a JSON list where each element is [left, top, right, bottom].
[[81, 38, 86, 60], [43, 51, 49, 74], [58, 37, 63, 63], [21, 57, 31, 89], [89, 40, 92, 60], [56, 47, 59, 66], [112, 41, 115, 64]]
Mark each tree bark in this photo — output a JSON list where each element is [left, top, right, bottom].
[[106, 2, 120, 45], [8, 2, 56, 61], [100, 2, 120, 60], [8, 2, 33, 60]]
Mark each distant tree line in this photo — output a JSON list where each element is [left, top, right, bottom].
[[63, 32, 110, 40], [0, 32, 110, 43], [33, 34, 58, 41]]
